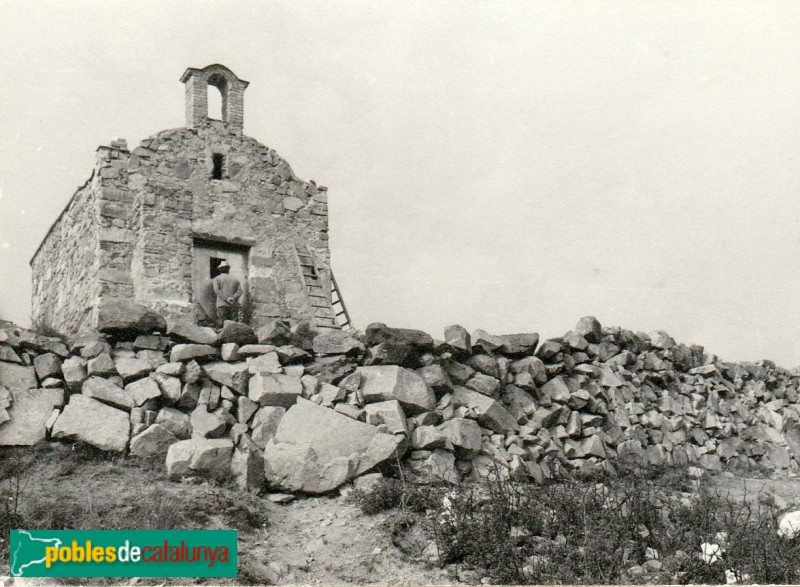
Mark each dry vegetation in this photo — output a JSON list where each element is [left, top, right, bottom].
[[351, 464, 800, 585]]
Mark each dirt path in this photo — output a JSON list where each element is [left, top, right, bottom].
[[240, 494, 455, 585]]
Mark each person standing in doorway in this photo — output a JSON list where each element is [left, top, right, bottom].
[[212, 260, 242, 326]]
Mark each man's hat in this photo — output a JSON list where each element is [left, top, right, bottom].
[[218, 260, 231, 270]]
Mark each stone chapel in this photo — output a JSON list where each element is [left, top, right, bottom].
[[30, 64, 349, 335]]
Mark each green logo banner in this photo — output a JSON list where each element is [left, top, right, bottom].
[[9, 530, 237, 577]]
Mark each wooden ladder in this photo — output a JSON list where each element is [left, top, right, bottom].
[[330, 272, 353, 331], [294, 244, 352, 330]]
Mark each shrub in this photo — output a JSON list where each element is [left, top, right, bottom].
[[422, 467, 800, 584], [351, 476, 447, 516]]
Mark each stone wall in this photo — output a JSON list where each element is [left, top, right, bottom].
[[4, 311, 800, 496], [126, 121, 331, 328], [30, 177, 100, 335], [32, 123, 334, 334]]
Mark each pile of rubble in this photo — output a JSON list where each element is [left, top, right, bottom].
[[2, 301, 800, 494]]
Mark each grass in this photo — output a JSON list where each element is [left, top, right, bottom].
[[0, 442, 270, 585]]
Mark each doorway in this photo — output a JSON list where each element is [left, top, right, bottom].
[[192, 239, 250, 322]]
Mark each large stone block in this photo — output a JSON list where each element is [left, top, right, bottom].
[[16, 330, 69, 357], [125, 377, 162, 406], [156, 407, 192, 439], [497, 333, 539, 357], [312, 331, 365, 356], [364, 400, 408, 435], [364, 323, 434, 351], [170, 344, 219, 363], [452, 387, 519, 433], [62, 357, 88, 390], [129, 423, 179, 457], [52, 394, 130, 452], [205, 362, 250, 394], [443, 325, 471, 353], [0, 388, 64, 446], [114, 357, 153, 382], [438, 417, 482, 454], [256, 320, 291, 346], [249, 373, 303, 408], [0, 363, 37, 390], [263, 398, 407, 494], [82, 376, 134, 410], [95, 298, 167, 335], [166, 438, 233, 479], [575, 316, 602, 343], [33, 353, 62, 381], [220, 320, 258, 345], [356, 365, 435, 415], [166, 319, 218, 345]]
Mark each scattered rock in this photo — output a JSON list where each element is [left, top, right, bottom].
[[365, 323, 434, 351], [267, 493, 296, 504], [52, 394, 130, 452], [33, 353, 62, 380], [312, 331, 365, 356], [150, 373, 182, 403], [87, 353, 117, 376], [114, 357, 153, 382], [257, 320, 292, 346], [498, 333, 539, 356], [249, 373, 303, 408], [453, 387, 518, 433], [166, 438, 233, 479], [170, 344, 218, 363], [82, 377, 134, 410], [0, 388, 64, 446], [205, 362, 250, 394], [166, 319, 218, 345], [357, 365, 435, 415], [129, 424, 179, 457], [444, 325, 471, 353], [125, 377, 162, 406], [246, 352, 282, 374], [575, 316, 602, 343], [191, 406, 229, 438], [364, 400, 408, 435], [471, 329, 505, 354], [220, 320, 258, 346], [156, 407, 192, 439], [438, 417, 483, 454], [0, 344, 22, 364], [0, 363, 37, 390]]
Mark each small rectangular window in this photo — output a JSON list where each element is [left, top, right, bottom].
[[212, 153, 224, 180]]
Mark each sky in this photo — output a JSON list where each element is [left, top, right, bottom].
[[2, 0, 800, 366]]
